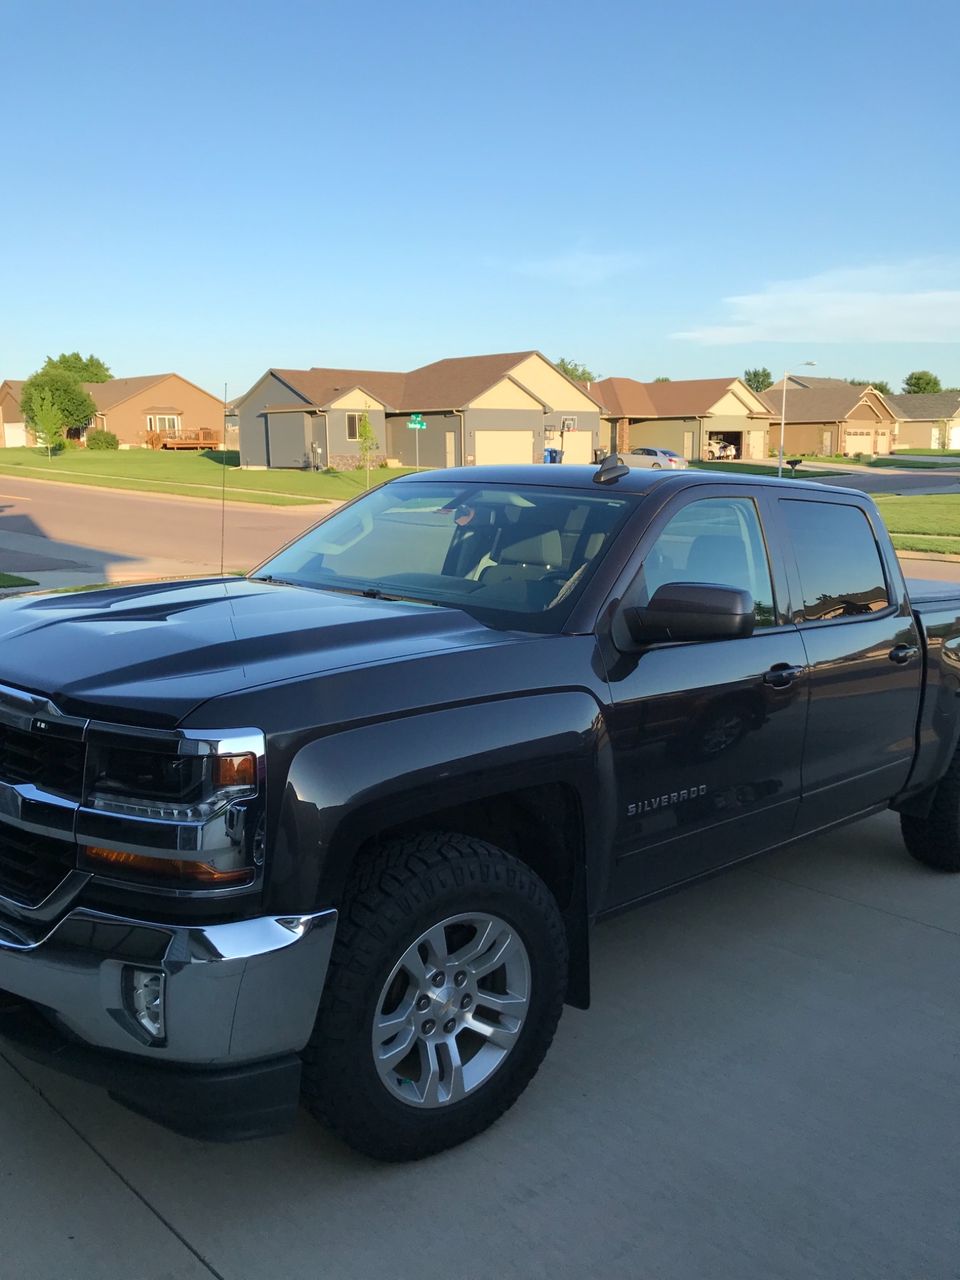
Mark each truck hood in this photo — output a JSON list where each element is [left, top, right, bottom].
[[0, 577, 501, 727]]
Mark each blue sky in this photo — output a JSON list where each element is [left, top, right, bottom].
[[5, 0, 959, 396]]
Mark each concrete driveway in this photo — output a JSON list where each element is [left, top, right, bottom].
[[1, 811, 957, 1280]]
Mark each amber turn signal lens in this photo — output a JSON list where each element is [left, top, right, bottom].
[[213, 753, 256, 789], [83, 846, 251, 885]]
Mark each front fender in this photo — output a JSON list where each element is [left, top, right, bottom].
[[268, 692, 616, 922]]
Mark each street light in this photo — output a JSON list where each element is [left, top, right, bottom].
[[778, 361, 816, 478]]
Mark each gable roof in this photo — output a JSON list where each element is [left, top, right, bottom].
[[84, 374, 169, 411], [0, 380, 26, 417], [401, 351, 538, 411], [1, 374, 223, 419], [588, 376, 769, 419], [271, 367, 406, 411], [885, 392, 960, 421], [249, 351, 602, 415], [761, 383, 892, 423]]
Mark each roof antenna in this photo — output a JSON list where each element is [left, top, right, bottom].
[[219, 382, 227, 578], [592, 451, 630, 485]]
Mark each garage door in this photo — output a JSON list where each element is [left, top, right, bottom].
[[844, 430, 872, 455], [560, 432, 593, 464], [474, 431, 534, 465]]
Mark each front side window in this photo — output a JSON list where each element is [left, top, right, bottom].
[[253, 482, 635, 632], [635, 496, 776, 627], [346, 413, 360, 441], [780, 500, 889, 621]]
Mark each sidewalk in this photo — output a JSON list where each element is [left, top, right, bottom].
[[0, 527, 218, 596]]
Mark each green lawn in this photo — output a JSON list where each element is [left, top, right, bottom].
[[874, 494, 960, 555], [892, 448, 960, 457], [693, 461, 841, 478], [0, 573, 38, 588], [868, 457, 960, 469], [0, 448, 416, 505]]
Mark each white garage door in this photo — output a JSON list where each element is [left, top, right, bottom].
[[474, 431, 534, 465], [560, 432, 593, 464]]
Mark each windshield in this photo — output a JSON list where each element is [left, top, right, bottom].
[[253, 481, 635, 632]]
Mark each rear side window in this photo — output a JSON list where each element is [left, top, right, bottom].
[[781, 500, 889, 621]]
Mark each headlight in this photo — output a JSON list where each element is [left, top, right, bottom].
[[86, 743, 257, 821], [77, 727, 265, 893]]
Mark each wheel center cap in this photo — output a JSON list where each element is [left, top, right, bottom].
[[431, 985, 458, 1021]]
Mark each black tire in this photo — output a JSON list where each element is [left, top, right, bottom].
[[900, 753, 960, 871], [651, 462, 662, 469], [302, 832, 568, 1161]]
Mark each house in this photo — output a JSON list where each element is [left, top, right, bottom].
[[885, 393, 960, 450], [85, 374, 226, 448], [234, 351, 603, 470], [762, 376, 897, 456], [587, 376, 773, 461], [0, 374, 226, 449], [0, 380, 27, 446]]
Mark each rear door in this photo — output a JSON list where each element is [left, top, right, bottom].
[[776, 496, 923, 833], [602, 487, 809, 909]]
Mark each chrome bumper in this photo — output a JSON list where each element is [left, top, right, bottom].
[[0, 906, 337, 1065]]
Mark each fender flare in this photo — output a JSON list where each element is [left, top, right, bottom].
[[270, 692, 617, 1008]]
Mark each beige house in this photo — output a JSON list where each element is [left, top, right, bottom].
[[0, 374, 225, 449], [0, 380, 27, 446], [886, 393, 960, 450], [235, 351, 603, 469], [762, 376, 897, 456], [587, 376, 772, 460]]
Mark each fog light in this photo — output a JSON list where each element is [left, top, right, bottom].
[[125, 968, 166, 1042]]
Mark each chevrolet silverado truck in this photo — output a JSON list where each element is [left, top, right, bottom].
[[0, 457, 958, 1161]]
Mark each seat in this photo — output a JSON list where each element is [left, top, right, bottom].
[[683, 533, 751, 592], [480, 528, 564, 587]]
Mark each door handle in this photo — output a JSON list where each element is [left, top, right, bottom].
[[763, 664, 805, 689], [889, 644, 920, 665]]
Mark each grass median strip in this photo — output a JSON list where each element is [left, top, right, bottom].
[[0, 448, 415, 505], [0, 573, 38, 588]]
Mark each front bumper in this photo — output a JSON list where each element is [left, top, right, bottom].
[[0, 905, 337, 1139]]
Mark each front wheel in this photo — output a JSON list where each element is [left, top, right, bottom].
[[302, 832, 568, 1160]]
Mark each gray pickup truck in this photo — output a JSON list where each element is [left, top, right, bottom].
[[0, 459, 958, 1161]]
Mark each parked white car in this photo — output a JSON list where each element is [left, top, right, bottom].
[[624, 447, 688, 470]]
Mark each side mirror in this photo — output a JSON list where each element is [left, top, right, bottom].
[[616, 582, 755, 649]]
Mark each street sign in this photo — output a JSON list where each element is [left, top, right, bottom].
[[407, 413, 427, 470]]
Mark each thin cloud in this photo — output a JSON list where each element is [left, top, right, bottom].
[[674, 260, 960, 345], [514, 250, 646, 287]]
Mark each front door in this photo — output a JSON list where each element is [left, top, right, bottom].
[[777, 496, 923, 833], [604, 492, 808, 910]]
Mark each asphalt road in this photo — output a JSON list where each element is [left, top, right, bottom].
[[0, 475, 324, 581], [1, 811, 957, 1280]]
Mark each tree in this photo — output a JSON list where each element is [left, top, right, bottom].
[[903, 370, 942, 394], [653, 376, 671, 383], [31, 390, 65, 458], [42, 351, 112, 382], [847, 378, 893, 395], [554, 357, 599, 384], [21, 367, 96, 434], [744, 367, 773, 393], [357, 413, 379, 489]]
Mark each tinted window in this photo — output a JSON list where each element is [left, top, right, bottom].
[[253, 482, 634, 632], [781, 500, 889, 622], [636, 497, 776, 627]]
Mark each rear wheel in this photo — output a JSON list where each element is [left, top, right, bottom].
[[900, 751, 960, 871], [302, 832, 568, 1160], [651, 462, 662, 469]]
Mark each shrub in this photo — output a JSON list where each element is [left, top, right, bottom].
[[86, 429, 120, 451]]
